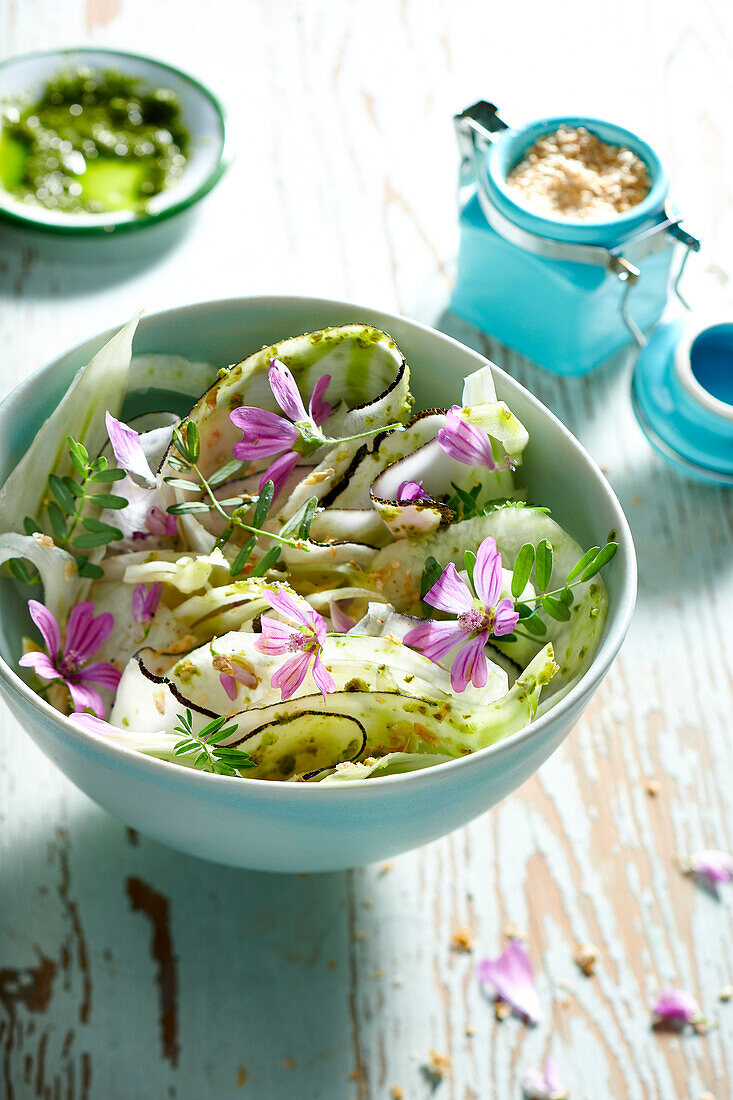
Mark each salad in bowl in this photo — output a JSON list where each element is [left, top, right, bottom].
[[0, 318, 616, 785]]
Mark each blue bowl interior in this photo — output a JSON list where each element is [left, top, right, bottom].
[[690, 324, 733, 407]]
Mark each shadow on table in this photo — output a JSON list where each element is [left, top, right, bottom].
[[0, 806, 357, 1099], [0, 209, 197, 299]]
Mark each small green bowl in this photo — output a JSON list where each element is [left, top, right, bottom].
[[0, 47, 231, 236]]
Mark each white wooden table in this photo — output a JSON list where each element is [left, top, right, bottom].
[[1, 3, 732, 1097]]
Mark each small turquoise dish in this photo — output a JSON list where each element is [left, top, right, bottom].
[[452, 105, 698, 376], [632, 317, 733, 485], [0, 297, 636, 872], [0, 47, 231, 236]]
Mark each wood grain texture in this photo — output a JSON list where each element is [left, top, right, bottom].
[[1, 1, 732, 1097]]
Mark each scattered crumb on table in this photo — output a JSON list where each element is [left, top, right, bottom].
[[236, 1065, 247, 1088], [283, 1056, 297, 1070], [390, 1087, 405, 1100], [574, 942, 599, 976], [451, 924, 474, 952], [645, 778, 661, 797], [494, 1000, 511, 1021]]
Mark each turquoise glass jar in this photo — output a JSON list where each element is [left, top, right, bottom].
[[451, 103, 699, 376]]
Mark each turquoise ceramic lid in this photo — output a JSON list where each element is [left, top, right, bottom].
[[632, 315, 733, 485]]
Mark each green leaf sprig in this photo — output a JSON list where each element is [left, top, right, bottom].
[[164, 422, 319, 580], [507, 538, 618, 642], [9, 436, 129, 584], [172, 708, 255, 776]]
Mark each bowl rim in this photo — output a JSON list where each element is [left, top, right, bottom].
[[0, 294, 637, 795], [0, 45, 232, 236]]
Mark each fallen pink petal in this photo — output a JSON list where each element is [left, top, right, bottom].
[[105, 411, 156, 488], [522, 1057, 568, 1099], [397, 479, 432, 502], [477, 939, 543, 1024], [683, 849, 733, 884], [652, 988, 702, 1027]]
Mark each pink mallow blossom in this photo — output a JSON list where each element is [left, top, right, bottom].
[[214, 656, 257, 701], [230, 359, 332, 496], [255, 588, 335, 703], [682, 849, 733, 884], [132, 505, 177, 542], [522, 1057, 568, 1100], [132, 582, 163, 625], [20, 599, 121, 718], [396, 479, 432, 502], [404, 536, 519, 693], [105, 411, 156, 488], [652, 988, 704, 1029], [329, 597, 356, 633], [438, 405, 497, 469], [477, 939, 543, 1024]]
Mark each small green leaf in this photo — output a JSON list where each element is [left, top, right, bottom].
[[566, 546, 599, 584], [49, 475, 76, 514], [511, 543, 535, 598], [23, 516, 38, 536], [72, 531, 117, 549], [89, 468, 126, 483], [90, 456, 108, 473], [559, 586, 574, 607], [63, 476, 84, 498], [581, 541, 617, 581], [464, 549, 476, 587], [251, 546, 281, 578], [535, 539, 553, 592], [163, 477, 200, 492], [47, 501, 68, 541], [298, 497, 319, 540], [89, 493, 128, 510], [167, 501, 211, 515], [186, 421, 200, 463], [8, 558, 37, 585], [523, 614, 547, 636], [230, 536, 257, 577], [75, 557, 104, 579], [67, 436, 89, 464], [515, 601, 533, 620], [81, 517, 123, 538], [167, 455, 191, 473], [541, 594, 571, 622], [208, 460, 244, 488], [252, 480, 274, 530], [420, 556, 443, 602], [499, 632, 517, 643]]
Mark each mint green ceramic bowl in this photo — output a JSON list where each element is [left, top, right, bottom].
[[0, 47, 230, 235], [0, 297, 636, 871]]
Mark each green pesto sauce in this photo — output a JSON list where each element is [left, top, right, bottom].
[[0, 66, 188, 215]]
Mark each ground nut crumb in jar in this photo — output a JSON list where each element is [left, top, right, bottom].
[[505, 124, 650, 220]]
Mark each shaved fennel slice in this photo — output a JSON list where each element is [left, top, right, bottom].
[[128, 354, 218, 403], [122, 548, 231, 593], [308, 508, 390, 547], [462, 364, 497, 406], [0, 317, 138, 535], [319, 752, 457, 782], [164, 324, 413, 481], [238, 712, 367, 780], [370, 507, 607, 701], [0, 533, 80, 623], [325, 411, 446, 509]]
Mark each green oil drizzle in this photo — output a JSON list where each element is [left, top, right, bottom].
[[0, 65, 189, 215]]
